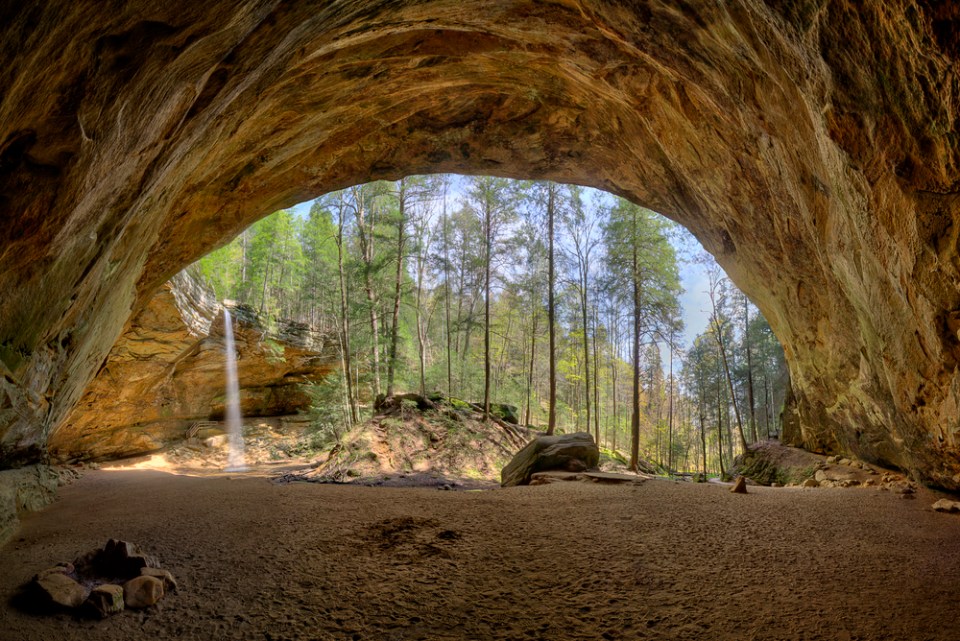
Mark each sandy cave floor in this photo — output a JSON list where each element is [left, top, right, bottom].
[[3, 470, 960, 640]]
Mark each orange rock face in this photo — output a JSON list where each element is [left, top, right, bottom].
[[47, 272, 337, 462], [0, 3, 958, 484]]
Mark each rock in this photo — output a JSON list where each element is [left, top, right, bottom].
[[141, 567, 178, 593], [802, 479, 820, 488], [123, 576, 165, 608], [771, 482, 783, 488], [814, 470, 828, 482], [826, 456, 839, 464], [2, 2, 960, 493], [48, 272, 338, 463], [0, 465, 63, 547], [839, 458, 852, 466], [34, 571, 87, 609], [932, 499, 960, 513], [501, 432, 599, 487], [730, 477, 748, 494], [86, 584, 125, 618]]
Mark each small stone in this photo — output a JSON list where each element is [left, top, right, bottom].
[[730, 476, 747, 494], [839, 479, 860, 488], [141, 567, 178, 593], [86, 584, 124, 618], [801, 479, 820, 488], [839, 458, 852, 466], [814, 470, 827, 482], [826, 456, 839, 464], [932, 499, 960, 513], [34, 571, 87, 608], [123, 575, 164, 608], [863, 480, 875, 487]]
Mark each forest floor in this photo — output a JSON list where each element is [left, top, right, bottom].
[[3, 466, 960, 640]]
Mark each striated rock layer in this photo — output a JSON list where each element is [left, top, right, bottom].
[[0, 2, 958, 484], [47, 271, 337, 462]]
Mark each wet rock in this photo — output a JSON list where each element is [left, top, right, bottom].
[[86, 584, 124, 618], [501, 432, 599, 487], [34, 571, 87, 609], [932, 499, 960, 513], [730, 477, 748, 494], [123, 575, 164, 608]]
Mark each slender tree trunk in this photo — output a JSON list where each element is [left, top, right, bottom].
[[335, 198, 358, 425], [525, 309, 538, 426], [709, 284, 747, 453], [630, 235, 642, 472], [716, 363, 726, 478], [593, 305, 601, 447], [386, 179, 407, 397], [667, 337, 674, 473], [442, 182, 453, 397], [547, 185, 558, 435], [580, 270, 591, 443], [744, 300, 758, 443], [483, 193, 492, 422], [355, 190, 382, 397]]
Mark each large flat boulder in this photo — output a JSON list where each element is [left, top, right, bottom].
[[501, 432, 600, 487]]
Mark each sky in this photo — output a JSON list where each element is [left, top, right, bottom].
[[288, 184, 717, 354]]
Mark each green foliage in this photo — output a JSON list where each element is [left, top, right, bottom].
[[187, 176, 785, 476]]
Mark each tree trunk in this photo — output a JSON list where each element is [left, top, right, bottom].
[[525, 309, 538, 427], [386, 179, 407, 397], [547, 184, 557, 435], [442, 182, 453, 397], [335, 196, 358, 425], [482, 191, 492, 422], [744, 300, 758, 443], [629, 231, 642, 473]]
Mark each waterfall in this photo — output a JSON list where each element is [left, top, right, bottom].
[[223, 308, 247, 471]]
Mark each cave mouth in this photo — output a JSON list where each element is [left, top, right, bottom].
[[51, 174, 787, 481]]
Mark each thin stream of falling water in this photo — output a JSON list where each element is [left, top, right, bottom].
[[223, 308, 247, 471]]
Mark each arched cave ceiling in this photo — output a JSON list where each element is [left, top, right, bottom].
[[0, 1, 958, 484]]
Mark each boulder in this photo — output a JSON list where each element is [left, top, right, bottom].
[[123, 575, 165, 608], [932, 499, 960, 513], [501, 432, 600, 487], [33, 571, 87, 609], [86, 584, 125, 618], [141, 567, 178, 593]]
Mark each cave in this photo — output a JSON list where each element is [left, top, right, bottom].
[[2, 2, 960, 637], [2, 1, 958, 485]]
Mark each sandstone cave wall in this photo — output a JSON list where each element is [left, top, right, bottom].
[[47, 271, 338, 462], [0, 2, 958, 485]]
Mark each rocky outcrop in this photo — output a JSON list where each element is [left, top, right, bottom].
[[0, 3, 958, 486], [0, 465, 70, 546], [501, 432, 600, 487], [47, 271, 337, 462]]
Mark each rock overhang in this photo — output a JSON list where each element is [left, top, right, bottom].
[[0, 1, 957, 485]]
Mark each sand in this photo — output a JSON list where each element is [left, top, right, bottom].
[[2, 469, 960, 640]]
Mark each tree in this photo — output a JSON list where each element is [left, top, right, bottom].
[[603, 199, 681, 472]]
